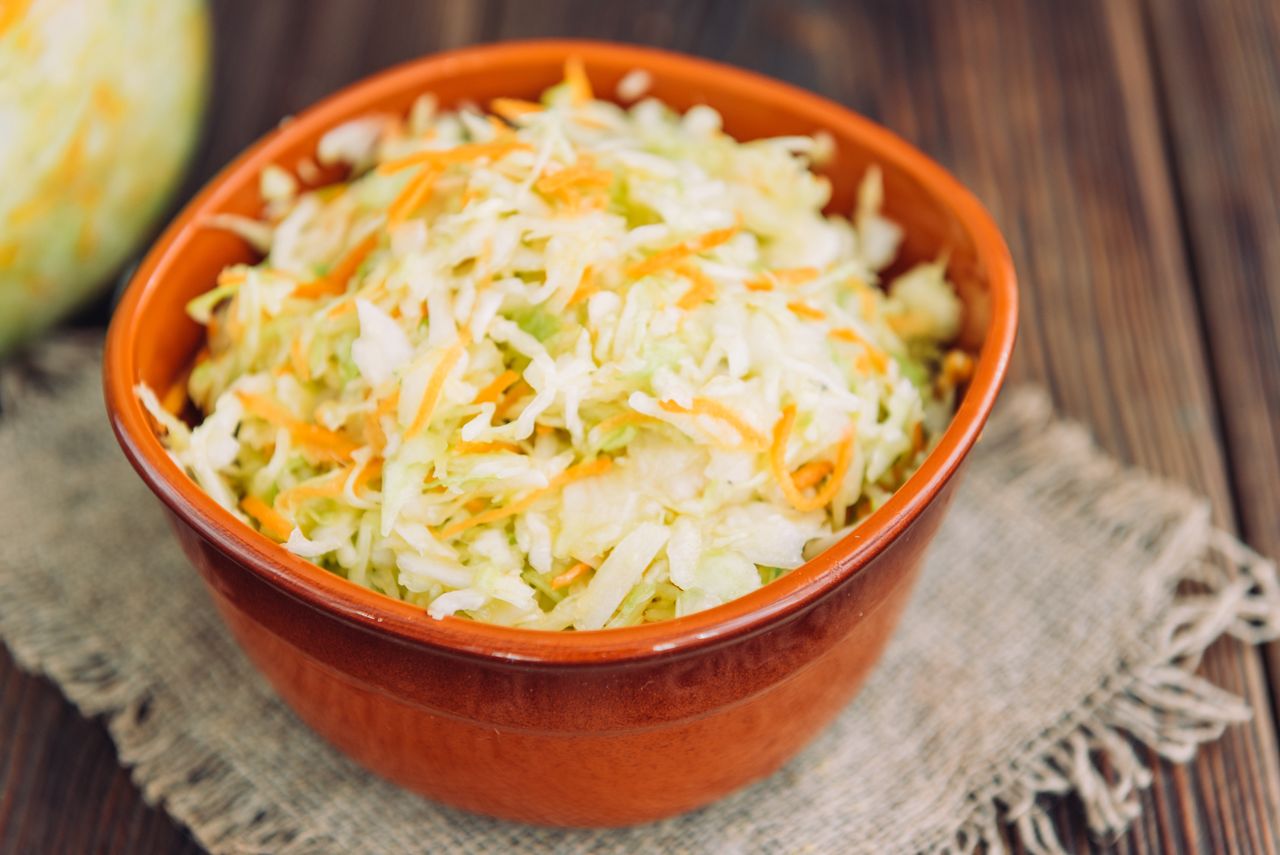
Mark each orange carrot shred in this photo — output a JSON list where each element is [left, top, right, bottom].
[[386, 166, 439, 225], [274, 468, 351, 513], [592, 411, 659, 438], [941, 349, 974, 387], [627, 224, 739, 279], [353, 459, 383, 494], [786, 300, 826, 321], [289, 334, 311, 381], [472, 369, 520, 405], [675, 264, 717, 310], [551, 561, 592, 589], [454, 440, 521, 455], [292, 232, 380, 300], [491, 97, 544, 120], [564, 56, 593, 105], [406, 331, 471, 437], [235, 391, 358, 461], [161, 372, 189, 416], [376, 139, 530, 175], [495, 379, 532, 419], [829, 326, 889, 373], [240, 495, 292, 541], [566, 266, 599, 306], [773, 267, 820, 286], [791, 459, 834, 491], [658, 398, 767, 449], [438, 458, 613, 538], [769, 405, 856, 513]]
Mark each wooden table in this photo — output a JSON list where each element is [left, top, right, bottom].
[[3, 1, 1278, 850]]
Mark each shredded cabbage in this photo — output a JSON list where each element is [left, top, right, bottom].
[[138, 62, 971, 630]]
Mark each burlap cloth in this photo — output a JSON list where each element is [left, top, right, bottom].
[[1, 337, 1277, 855]]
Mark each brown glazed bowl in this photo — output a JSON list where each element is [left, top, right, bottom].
[[104, 41, 1016, 827]]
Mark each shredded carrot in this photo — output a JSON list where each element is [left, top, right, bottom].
[[217, 269, 248, 288], [438, 458, 613, 538], [829, 326, 889, 373], [786, 300, 826, 321], [240, 495, 293, 541], [472, 370, 520, 405], [858, 289, 879, 319], [536, 158, 613, 211], [490, 97, 543, 120], [592, 411, 659, 437], [887, 311, 932, 338], [325, 298, 357, 319], [288, 424, 362, 460], [658, 398, 768, 449], [235, 392, 298, 426], [161, 372, 189, 416], [743, 277, 774, 292], [376, 389, 400, 420], [774, 267, 821, 286], [376, 138, 530, 175], [769, 405, 856, 512], [289, 333, 311, 381], [274, 468, 350, 512], [454, 440, 521, 455], [386, 166, 440, 225], [941, 349, 974, 388], [458, 184, 482, 210], [675, 264, 717, 310], [235, 392, 358, 461], [566, 266, 599, 306], [564, 56, 593, 105], [292, 232, 380, 300], [627, 224, 740, 279], [495, 379, 532, 419], [551, 561, 592, 589], [464, 498, 488, 514], [791, 459, 834, 491], [911, 422, 926, 455], [406, 332, 471, 437], [535, 158, 612, 195], [353, 459, 383, 494], [365, 391, 400, 453]]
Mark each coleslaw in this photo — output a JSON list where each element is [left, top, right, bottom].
[[139, 61, 971, 630]]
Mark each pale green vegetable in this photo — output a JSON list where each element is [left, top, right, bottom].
[[138, 67, 967, 629]]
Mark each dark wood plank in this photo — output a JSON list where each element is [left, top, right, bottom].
[[5, 0, 1278, 851], [767, 0, 1280, 845], [1145, 0, 1280, 710], [0, 648, 202, 854]]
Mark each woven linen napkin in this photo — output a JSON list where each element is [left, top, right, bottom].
[[1, 336, 1277, 855]]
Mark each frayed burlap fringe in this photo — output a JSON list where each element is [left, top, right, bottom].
[[924, 392, 1280, 855], [1, 336, 1277, 855], [956, 531, 1275, 855]]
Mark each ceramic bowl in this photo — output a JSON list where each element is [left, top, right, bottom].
[[104, 40, 1016, 827]]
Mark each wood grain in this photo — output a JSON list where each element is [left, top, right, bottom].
[[5, 0, 1279, 851], [1145, 0, 1280, 701]]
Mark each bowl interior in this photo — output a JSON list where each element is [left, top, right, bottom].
[[109, 41, 1014, 660], [131, 44, 992, 395]]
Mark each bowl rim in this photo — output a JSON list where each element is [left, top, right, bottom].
[[104, 38, 1017, 666]]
